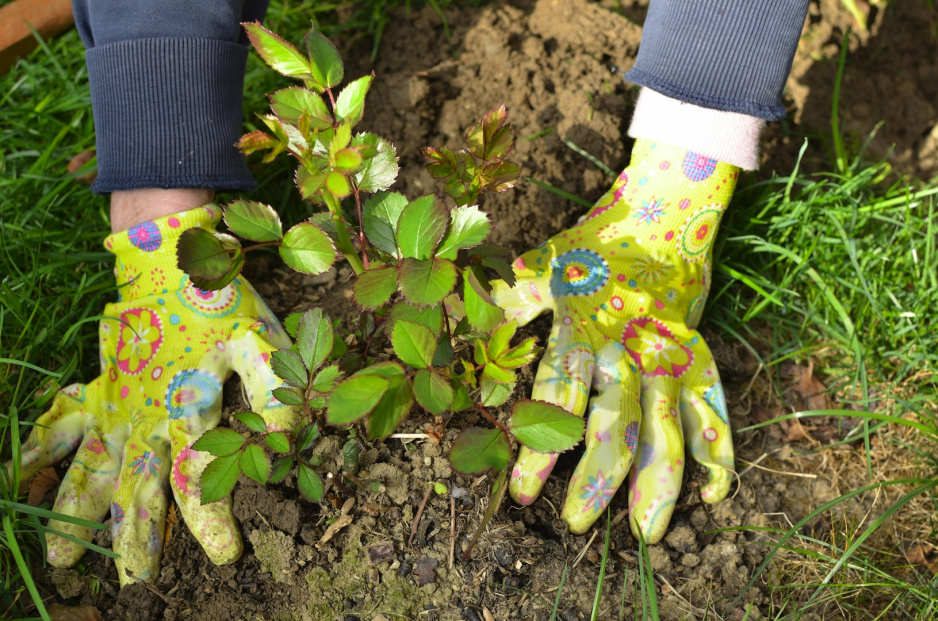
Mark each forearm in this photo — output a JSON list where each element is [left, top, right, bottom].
[[74, 0, 270, 197]]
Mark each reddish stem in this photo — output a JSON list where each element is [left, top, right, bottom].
[[473, 402, 506, 432]]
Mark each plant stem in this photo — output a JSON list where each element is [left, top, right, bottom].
[[473, 402, 506, 431], [352, 185, 369, 270]]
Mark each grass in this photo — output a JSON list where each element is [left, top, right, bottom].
[[2, 2, 937, 620]]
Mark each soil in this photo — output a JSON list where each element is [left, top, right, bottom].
[[30, 1, 938, 619]]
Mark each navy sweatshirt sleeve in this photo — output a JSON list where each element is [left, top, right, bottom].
[[625, 0, 812, 121], [73, 0, 269, 194]]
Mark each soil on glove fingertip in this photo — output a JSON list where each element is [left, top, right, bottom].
[[33, 1, 936, 619]]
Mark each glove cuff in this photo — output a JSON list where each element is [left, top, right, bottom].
[[104, 204, 222, 300], [628, 88, 763, 170]]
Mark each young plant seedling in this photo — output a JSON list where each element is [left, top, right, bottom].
[[178, 23, 586, 560]]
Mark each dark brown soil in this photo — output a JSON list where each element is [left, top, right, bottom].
[[32, 1, 937, 619]]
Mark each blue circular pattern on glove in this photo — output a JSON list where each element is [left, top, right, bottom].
[[549, 249, 610, 297], [127, 220, 163, 252], [704, 382, 729, 425], [165, 369, 222, 420], [682, 152, 717, 182]]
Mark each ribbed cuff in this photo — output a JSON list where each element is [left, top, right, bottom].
[[628, 89, 763, 170], [624, 0, 810, 121], [86, 38, 256, 195]]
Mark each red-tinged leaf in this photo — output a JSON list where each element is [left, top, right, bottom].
[[296, 167, 327, 201], [237, 130, 279, 155], [449, 427, 510, 475], [481, 160, 522, 192], [354, 266, 399, 309], [176, 229, 244, 291], [223, 200, 282, 242]]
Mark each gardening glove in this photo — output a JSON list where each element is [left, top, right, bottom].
[[16, 205, 297, 585], [492, 139, 736, 542]]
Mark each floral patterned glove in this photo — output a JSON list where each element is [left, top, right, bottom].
[[17, 205, 297, 584], [492, 139, 737, 542]]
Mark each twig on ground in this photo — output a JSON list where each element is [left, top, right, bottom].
[[449, 495, 456, 570], [318, 497, 355, 547], [410, 485, 434, 546], [125, 570, 185, 605], [572, 530, 598, 568]]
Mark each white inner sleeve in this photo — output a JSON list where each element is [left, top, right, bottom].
[[627, 88, 764, 170]]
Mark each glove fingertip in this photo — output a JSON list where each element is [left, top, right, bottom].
[[700, 467, 733, 504]]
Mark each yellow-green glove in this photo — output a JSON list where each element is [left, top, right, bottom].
[[492, 139, 736, 542], [17, 205, 298, 585]]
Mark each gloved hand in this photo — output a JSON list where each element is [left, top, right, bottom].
[[16, 205, 297, 584], [492, 139, 736, 542]]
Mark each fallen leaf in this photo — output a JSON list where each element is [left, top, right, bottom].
[[792, 361, 831, 411], [28, 467, 59, 506], [413, 556, 438, 585], [48, 603, 104, 621], [783, 418, 813, 443], [908, 543, 938, 575], [366, 541, 396, 564], [67, 150, 97, 184]]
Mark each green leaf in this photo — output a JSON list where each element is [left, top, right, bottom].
[[391, 321, 437, 369], [487, 321, 517, 360], [362, 191, 408, 256], [450, 379, 473, 411], [449, 427, 510, 475], [335, 75, 373, 126], [353, 267, 399, 309], [244, 21, 311, 79], [311, 365, 342, 393], [269, 456, 293, 484], [436, 205, 491, 260], [265, 431, 292, 454], [431, 333, 454, 368], [233, 412, 267, 434], [508, 400, 586, 453], [297, 308, 333, 372], [464, 269, 505, 332], [334, 148, 363, 172], [413, 369, 453, 415], [325, 171, 352, 198], [398, 258, 457, 307], [283, 312, 303, 338], [240, 444, 272, 484], [423, 146, 457, 179], [297, 463, 325, 502], [304, 29, 344, 88], [387, 302, 443, 337], [271, 349, 308, 389], [497, 337, 540, 369], [480, 376, 513, 407], [396, 195, 449, 260], [273, 386, 304, 406], [295, 423, 320, 452], [326, 374, 390, 425], [176, 229, 244, 291], [359, 363, 413, 440], [480, 255, 516, 286], [353, 133, 399, 193], [482, 363, 516, 384], [296, 167, 327, 201], [199, 452, 241, 504], [280, 222, 336, 275], [223, 200, 283, 242], [269, 87, 332, 129], [192, 428, 246, 457]]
